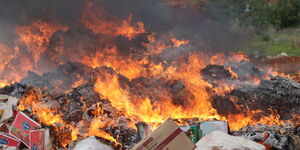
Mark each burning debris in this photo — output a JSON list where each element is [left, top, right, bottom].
[[0, 57, 298, 149], [232, 124, 298, 149], [0, 1, 299, 149], [211, 76, 300, 121]]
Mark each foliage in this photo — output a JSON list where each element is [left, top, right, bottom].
[[239, 0, 300, 30]]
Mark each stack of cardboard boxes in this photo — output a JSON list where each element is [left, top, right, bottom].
[[0, 95, 51, 150]]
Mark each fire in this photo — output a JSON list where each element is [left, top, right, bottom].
[[282, 70, 300, 83], [33, 105, 64, 125], [87, 104, 120, 145], [146, 35, 190, 55], [0, 21, 68, 85], [94, 72, 218, 126], [18, 90, 64, 127], [17, 89, 120, 147], [209, 52, 249, 65], [0, 44, 23, 84], [226, 66, 238, 79], [171, 38, 189, 47], [16, 20, 68, 64], [227, 109, 283, 130], [232, 52, 250, 62], [17, 90, 74, 145], [94, 73, 139, 120], [81, 2, 145, 39], [0, 44, 16, 74], [88, 117, 119, 144], [0, 1, 297, 148], [91, 49, 289, 131], [71, 77, 88, 89], [0, 80, 12, 88], [80, 46, 149, 80], [92, 53, 229, 129]]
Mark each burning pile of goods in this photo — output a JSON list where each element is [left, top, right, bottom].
[[0, 57, 299, 149], [0, 1, 299, 149]]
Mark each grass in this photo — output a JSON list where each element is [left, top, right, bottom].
[[238, 28, 300, 56]]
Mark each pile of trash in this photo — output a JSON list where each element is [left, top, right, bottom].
[[0, 60, 299, 149], [0, 91, 299, 150], [132, 119, 300, 150], [0, 95, 51, 149]]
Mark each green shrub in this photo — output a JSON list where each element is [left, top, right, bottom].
[[239, 0, 300, 30], [260, 33, 271, 41], [268, 0, 300, 29]]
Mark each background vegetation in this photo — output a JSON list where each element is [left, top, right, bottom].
[[203, 0, 300, 56]]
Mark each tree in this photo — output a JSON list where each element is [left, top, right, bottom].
[[239, 0, 300, 30]]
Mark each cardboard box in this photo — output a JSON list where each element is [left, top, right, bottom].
[[0, 132, 20, 147], [29, 128, 52, 150], [199, 121, 228, 138], [133, 119, 195, 150], [9, 111, 41, 146], [29, 129, 47, 150]]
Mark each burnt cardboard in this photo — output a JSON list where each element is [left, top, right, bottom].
[[133, 119, 195, 150]]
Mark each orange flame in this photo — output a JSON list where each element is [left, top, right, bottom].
[[16, 20, 68, 63], [92, 51, 290, 131], [17, 90, 120, 147], [81, 2, 145, 39], [226, 66, 238, 79], [1, 1, 297, 147], [171, 38, 189, 47], [88, 117, 119, 144]]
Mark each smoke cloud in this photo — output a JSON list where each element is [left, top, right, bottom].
[[0, 0, 242, 51]]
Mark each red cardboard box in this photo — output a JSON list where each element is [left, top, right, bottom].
[[29, 129, 45, 150], [9, 111, 41, 146], [0, 132, 20, 147]]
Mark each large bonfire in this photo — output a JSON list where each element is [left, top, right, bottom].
[[0, 1, 299, 149]]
